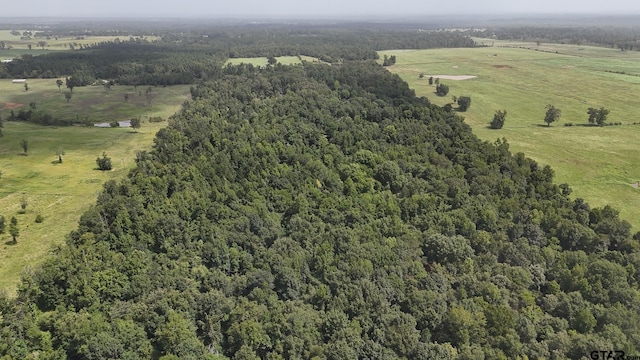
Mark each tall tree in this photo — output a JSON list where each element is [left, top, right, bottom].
[[20, 139, 28, 155], [56, 79, 63, 91], [9, 216, 18, 244], [544, 104, 561, 127], [457, 96, 471, 111], [65, 77, 74, 93], [490, 110, 507, 129], [587, 107, 610, 126], [130, 117, 141, 132], [436, 83, 449, 96]]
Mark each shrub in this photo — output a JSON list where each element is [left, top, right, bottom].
[[96, 152, 112, 171], [35, 214, 44, 223]]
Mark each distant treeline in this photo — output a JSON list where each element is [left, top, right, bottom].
[[0, 27, 477, 86], [475, 26, 640, 50]]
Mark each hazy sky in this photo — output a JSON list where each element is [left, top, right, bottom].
[[3, 0, 639, 18]]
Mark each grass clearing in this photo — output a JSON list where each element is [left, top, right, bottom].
[[224, 55, 322, 67], [380, 42, 640, 229], [0, 84, 190, 294], [1, 79, 191, 124], [0, 30, 160, 58]]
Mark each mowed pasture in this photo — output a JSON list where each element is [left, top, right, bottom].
[[225, 55, 322, 67], [0, 30, 160, 57], [0, 79, 190, 124], [0, 82, 190, 293], [380, 42, 640, 229]]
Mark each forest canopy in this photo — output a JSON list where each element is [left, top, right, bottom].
[[0, 55, 639, 359]]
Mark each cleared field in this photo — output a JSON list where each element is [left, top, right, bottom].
[[0, 83, 190, 293], [0, 79, 191, 124], [225, 55, 322, 67], [0, 30, 159, 53], [380, 42, 640, 229]]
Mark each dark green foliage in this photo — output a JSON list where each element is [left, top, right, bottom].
[[9, 216, 18, 244], [96, 152, 112, 171], [457, 96, 471, 111], [130, 117, 141, 131], [490, 109, 507, 129], [20, 139, 28, 155], [436, 83, 449, 96], [587, 107, 610, 126], [1, 59, 639, 360], [382, 54, 397, 66], [544, 104, 561, 126]]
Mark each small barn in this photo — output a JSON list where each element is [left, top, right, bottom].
[[12, 79, 26, 84]]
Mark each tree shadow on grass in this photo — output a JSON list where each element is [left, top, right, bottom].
[[4, 240, 17, 246]]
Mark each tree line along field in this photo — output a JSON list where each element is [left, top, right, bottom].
[[0, 79, 191, 124], [380, 42, 640, 229], [0, 82, 191, 293], [0, 30, 160, 54], [224, 55, 323, 67]]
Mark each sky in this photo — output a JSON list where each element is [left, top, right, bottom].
[[2, 0, 639, 18]]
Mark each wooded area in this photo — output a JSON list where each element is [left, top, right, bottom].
[[0, 23, 639, 359]]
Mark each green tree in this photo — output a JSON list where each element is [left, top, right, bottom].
[[130, 117, 141, 132], [64, 91, 72, 102], [37, 41, 47, 49], [96, 152, 112, 171], [587, 107, 610, 126], [0, 215, 5, 234], [56, 79, 63, 91], [145, 86, 154, 106], [436, 83, 449, 96], [9, 216, 18, 244], [457, 96, 471, 111], [24, 82, 29, 92], [490, 110, 507, 129], [20, 139, 28, 155], [267, 56, 277, 65], [65, 77, 74, 93], [544, 104, 561, 127]]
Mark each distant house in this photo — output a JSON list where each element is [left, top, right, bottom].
[[1, 59, 12, 63], [12, 79, 26, 83]]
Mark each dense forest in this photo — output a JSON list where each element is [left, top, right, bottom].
[[0, 27, 476, 85], [0, 55, 639, 359]]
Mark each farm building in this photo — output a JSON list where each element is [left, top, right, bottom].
[[12, 79, 26, 84], [1, 59, 12, 63]]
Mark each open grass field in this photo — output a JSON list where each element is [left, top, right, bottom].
[[0, 30, 160, 58], [0, 84, 190, 294], [380, 41, 640, 229], [0, 79, 190, 124], [225, 55, 323, 67]]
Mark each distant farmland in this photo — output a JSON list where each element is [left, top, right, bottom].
[[381, 41, 640, 229]]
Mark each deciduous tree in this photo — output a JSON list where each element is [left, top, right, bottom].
[[587, 107, 610, 126], [490, 110, 507, 129], [544, 104, 561, 127], [9, 216, 18, 244]]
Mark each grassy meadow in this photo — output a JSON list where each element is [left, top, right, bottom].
[[225, 55, 322, 67], [0, 82, 190, 293], [380, 41, 640, 229], [0, 30, 160, 58]]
